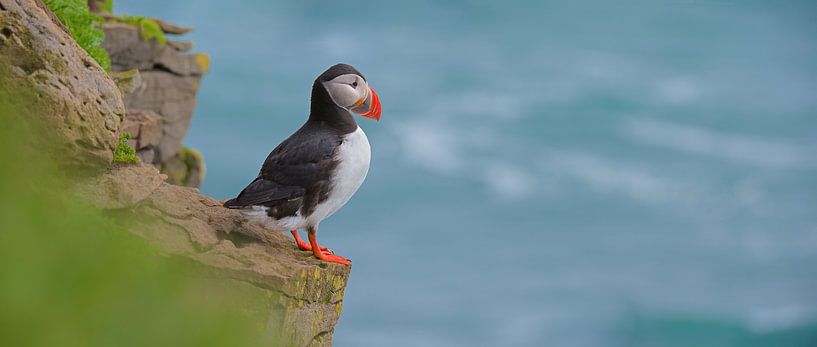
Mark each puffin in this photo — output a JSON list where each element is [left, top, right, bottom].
[[224, 64, 381, 266]]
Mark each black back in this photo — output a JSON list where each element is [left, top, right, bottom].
[[223, 64, 362, 219]]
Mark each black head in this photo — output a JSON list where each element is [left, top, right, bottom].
[[317, 63, 367, 83], [310, 63, 381, 128]]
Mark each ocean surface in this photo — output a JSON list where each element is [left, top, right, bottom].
[[119, 1, 817, 346]]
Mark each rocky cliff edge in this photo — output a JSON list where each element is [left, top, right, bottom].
[[0, 1, 349, 345]]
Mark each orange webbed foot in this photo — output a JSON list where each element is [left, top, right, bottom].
[[307, 229, 350, 266], [291, 230, 331, 252], [314, 250, 351, 265]]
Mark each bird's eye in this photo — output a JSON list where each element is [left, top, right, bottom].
[[352, 81, 358, 88]]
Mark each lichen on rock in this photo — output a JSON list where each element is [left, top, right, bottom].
[[109, 67, 141, 93], [105, 14, 166, 46], [161, 146, 205, 187]]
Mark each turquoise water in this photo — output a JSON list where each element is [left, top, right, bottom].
[[121, 1, 817, 345]]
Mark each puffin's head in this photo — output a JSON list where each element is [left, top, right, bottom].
[[318, 63, 382, 121]]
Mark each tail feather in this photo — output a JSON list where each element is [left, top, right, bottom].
[[223, 198, 242, 209]]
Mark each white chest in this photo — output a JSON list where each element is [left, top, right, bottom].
[[308, 127, 371, 224]]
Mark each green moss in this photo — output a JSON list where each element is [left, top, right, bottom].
[[42, 0, 111, 72], [161, 146, 205, 187], [113, 132, 139, 164], [94, 0, 113, 14], [179, 146, 203, 167], [109, 16, 167, 47]]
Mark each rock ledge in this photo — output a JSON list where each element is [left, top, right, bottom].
[[1, 2, 350, 346]]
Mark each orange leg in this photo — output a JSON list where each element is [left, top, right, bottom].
[[290, 229, 330, 252], [308, 228, 350, 266]]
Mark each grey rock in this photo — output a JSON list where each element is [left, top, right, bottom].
[[162, 147, 205, 188], [136, 147, 155, 163], [80, 164, 349, 346], [166, 39, 193, 52], [122, 109, 162, 150], [102, 22, 208, 164], [102, 23, 162, 71], [97, 13, 193, 35], [110, 68, 142, 94], [150, 17, 192, 35], [74, 164, 165, 209], [0, 0, 126, 170]]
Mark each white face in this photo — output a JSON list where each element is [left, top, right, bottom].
[[323, 73, 370, 109]]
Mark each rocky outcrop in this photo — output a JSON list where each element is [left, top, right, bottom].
[[1, 2, 350, 345], [78, 165, 350, 346], [101, 20, 208, 186], [0, 0, 124, 171]]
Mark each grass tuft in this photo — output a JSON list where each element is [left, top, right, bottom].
[[113, 132, 139, 164], [42, 0, 112, 72]]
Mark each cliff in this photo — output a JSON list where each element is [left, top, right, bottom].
[[0, 1, 349, 345], [101, 17, 208, 186]]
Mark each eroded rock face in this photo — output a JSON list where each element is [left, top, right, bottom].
[[2, 3, 350, 345], [82, 165, 350, 346], [102, 22, 208, 164], [0, 0, 125, 170]]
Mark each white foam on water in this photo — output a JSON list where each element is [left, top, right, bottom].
[[539, 150, 699, 204], [747, 305, 817, 333], [478, 162, 537, 200], [623, 119, 815, 169], [392, 120, 465, 175]]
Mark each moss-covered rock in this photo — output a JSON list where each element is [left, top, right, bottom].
[[102, 20, 207, 166], [3, 2, 351, 345], [0, 0, 125, 172], [109, 68, 141, 94], [42, 0, 111, 71], [106, 15, 166, 46], [161, 146, 205, 187], [81, 165, 351, 346]]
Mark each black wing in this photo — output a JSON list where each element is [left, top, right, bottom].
[[223, 123, 342, 212], [222, 177, 304, 207]]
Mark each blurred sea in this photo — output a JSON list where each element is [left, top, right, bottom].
[[120, 1, 817, 346]]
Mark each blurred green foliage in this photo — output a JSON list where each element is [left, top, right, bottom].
[[42, 0, 111, 72], [94, 0, 113, 14], [0, 76, 268, 346], [113, 132, 139, 164]]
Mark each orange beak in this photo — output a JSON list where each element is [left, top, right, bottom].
[[351, 87, 382, 121]]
